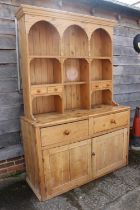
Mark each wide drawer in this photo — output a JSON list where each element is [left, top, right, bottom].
[[90, 111, 129, 134], [41, 120, 89, 147]]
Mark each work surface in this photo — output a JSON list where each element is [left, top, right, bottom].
[[0, 151, 139, 210]]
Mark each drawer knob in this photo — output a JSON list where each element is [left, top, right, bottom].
[[91, 152, 95, 156], [111, 119, 116, 124], [54, 88, 58, 91], [64, 130, 70, 135], [37, 90, 41, 93]]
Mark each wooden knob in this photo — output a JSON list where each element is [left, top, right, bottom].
[[54, 88, 58, 91], [64, 130, 70, 135], [95, 85, 99, 88], [37, 89, 40, 93], [91, 152, 95, 156], [111, 119, 116, 124]]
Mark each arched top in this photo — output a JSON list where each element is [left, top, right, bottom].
[[63, 24, 88, 39], [62, 24, 89, 57], [91, 58, 112, 64], [64, 57, 89, 63], [30, 57, 61, 64], [28, 20, 60, 38], [28, 21, 60, 56], [91, 27, 112, 42], [90, 28, 112, 57]]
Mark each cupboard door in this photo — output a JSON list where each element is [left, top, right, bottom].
[[43, 139, 91, 197], [69, 140, 91, 185], [92, 128, 128, 179], [43, 145, 70, 196]]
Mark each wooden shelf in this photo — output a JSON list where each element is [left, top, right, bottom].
[[29, 55, 61, 61], [92, 57, 112, 60], [91, 80, 112, 83], [64, 81, 86, 85], [31, 83, 62, 88]]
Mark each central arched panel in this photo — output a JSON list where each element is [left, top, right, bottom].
[[28, 21, 60, 56], [63, 25, 88, 57]]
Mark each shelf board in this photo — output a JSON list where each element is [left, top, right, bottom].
[[29, 55, 61, 61], [92, 57, 112, 60], [63, 56, 90, 59], [91, 80, 112, 83], [31, 83, 62, 88], [29, 56, 112, 61], [64, 81, 86, 85]]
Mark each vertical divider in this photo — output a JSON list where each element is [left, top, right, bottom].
[[61, 58, 65, 113], [89, 59, 92, 110]]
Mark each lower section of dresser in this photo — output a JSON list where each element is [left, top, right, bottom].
[[21, 117, 129, 201]]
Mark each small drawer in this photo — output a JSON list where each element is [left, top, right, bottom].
[[90, 111, 129, 134], [48, 86, 63, 94], [102, 81, 112, 89], [31, 87, 47, 95], [41, 120, 89, 147], [91, 82, 102, 90]]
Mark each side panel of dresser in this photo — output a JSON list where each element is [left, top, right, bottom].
[[21, 118, 46, 201]]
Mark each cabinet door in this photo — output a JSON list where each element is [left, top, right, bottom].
[[43, 139, 91, 197], [92, 128, 128, 179], [69, 140, 91, 186]]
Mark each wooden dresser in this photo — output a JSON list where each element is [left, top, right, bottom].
[[16, 5, 130, 201]]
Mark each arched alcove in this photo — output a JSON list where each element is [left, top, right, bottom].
[[28, 21, 60, 56], [63, 25, 88, 57], [91, 59, 112, 81], [91, 89, 112, 108], [32, 95, 62, 115], [30, 58, 61, 85], [90, 28, 112, 57]]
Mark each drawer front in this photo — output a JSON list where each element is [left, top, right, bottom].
[[91, 82, 102, 91], [31, 87, 47, 95], [41, 120, 89, 147], [92, 111, 129, 134], [47, 86, 63, 94], [102, 81, 112, 89]]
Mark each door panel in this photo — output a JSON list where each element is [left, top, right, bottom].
[[92, 128, 128, 179], [43, 139, 91, 197], [43, 145, 70, 195], [70, 140, 91, 181]]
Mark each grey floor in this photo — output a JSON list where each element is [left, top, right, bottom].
[[0, 151, 140, 210]]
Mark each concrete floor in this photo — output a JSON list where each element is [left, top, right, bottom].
[[0, 151, 140, 210]]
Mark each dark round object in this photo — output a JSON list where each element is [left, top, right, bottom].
[[133, 34, 140, 53]]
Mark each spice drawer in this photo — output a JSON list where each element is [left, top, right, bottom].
[[102, 81, 112, 89], [47, 86, 63, 94], [31, 86, 47, 95], [41, 120, 89, 147], [91, 82, 102, 91], [90, 111, 129, 134]]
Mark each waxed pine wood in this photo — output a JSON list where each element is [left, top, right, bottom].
[[17, 4, 130, 201]]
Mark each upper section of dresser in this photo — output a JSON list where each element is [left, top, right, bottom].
[[16, 5, 122, 121]]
